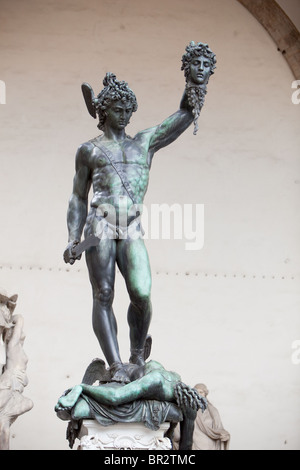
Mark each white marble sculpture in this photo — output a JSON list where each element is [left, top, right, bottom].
[[172, 383, 230, 450], [78, 420, 172, 450], [0, 290, 33, 450]]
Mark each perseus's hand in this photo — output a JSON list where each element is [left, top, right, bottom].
[[63, 240, 81, 265]]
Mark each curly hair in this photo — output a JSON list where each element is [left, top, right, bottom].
[[94, 73, 138, 131], [174, 381, 207, 413], [181, 42, 216, 135], [181, 41, 217, 80]]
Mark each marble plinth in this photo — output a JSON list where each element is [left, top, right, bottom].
[[78, 420, 172, 450]]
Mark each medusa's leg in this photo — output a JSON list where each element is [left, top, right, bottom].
[[71, 398, 93, 420]]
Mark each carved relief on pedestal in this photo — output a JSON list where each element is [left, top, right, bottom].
[[78, 420, 172, 450]]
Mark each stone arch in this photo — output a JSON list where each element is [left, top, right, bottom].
[[237, 0, 300, 79]]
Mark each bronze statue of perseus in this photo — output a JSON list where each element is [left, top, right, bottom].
[[63, 42, 216, 384]]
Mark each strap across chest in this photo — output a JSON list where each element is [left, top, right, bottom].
[[91, 139, 138, 206]]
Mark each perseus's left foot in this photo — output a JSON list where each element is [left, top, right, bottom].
[[126, 362, 145, 381], [109, 362, 131, 384], [129, 336, 152, 367], [129, 348, 146, 368]]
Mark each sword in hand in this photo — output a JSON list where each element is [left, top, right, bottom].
[[63, 234, 101, 265]]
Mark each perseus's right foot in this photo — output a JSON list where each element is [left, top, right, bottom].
[[109, 362, 131, 384]]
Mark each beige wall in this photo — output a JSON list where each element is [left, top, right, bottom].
[[0, 0, 299, 450]]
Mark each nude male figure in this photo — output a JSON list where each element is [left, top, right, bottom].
[[63, 44, 215, 383]]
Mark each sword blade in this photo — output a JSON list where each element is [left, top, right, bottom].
[[73, 234, 100, 257]]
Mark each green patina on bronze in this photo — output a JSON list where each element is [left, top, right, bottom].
[[63, 42, 216, 385], [55, 360, 207, 449]]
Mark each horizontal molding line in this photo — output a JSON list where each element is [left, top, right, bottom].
[[0, 264, 297, 280]]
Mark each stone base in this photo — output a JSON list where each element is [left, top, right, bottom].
[[78, 420, 172, 450]]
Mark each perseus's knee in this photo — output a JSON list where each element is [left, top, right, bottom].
[[130, 287, 151, 310], [93, 285, 114, 305]]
